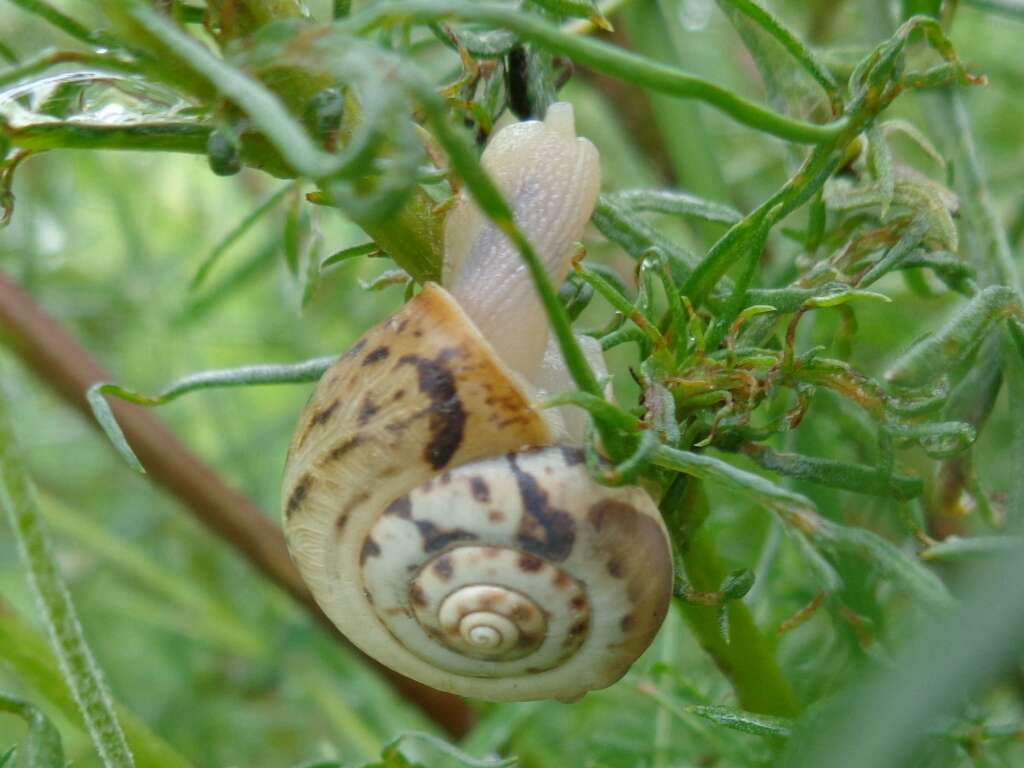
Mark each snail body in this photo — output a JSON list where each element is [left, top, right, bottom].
[[282, 104, 673, 701]]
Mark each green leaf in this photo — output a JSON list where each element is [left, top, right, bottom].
[[721, 569, 755, 600], [688, 704, 793, 738], [376, 732, 516, 767], [5, 0, 114, 48], [321, 242, 378, 269], [344, 1, 847, 144], [962, 0, 1024, 20], [0, 608, 192, 768], [87, 357, 334, 472], [190, 184, 294, 290], [0, 392, 136, 768], [531, 0, 611, 30], [802, 287, 891, 309], [880, 119, 945, 169], [605, 189, 742, 225], [742, 444, 922, 500], [359, 268, 411, 292], [886, 421, 976, 459], [0, 692, 65, 768], [429, 22, 518, 58], [886, 286, 1022, 389], [921, 535, 1024, 562], [866, 124, 894, 214], [812, 517, 952, 609], [284, 189, 304, 276], [717, 0, 839, 120]]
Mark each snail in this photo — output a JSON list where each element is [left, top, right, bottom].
[[282, 103, 673, 702]]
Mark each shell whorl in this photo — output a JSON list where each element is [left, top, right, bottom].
[[282, 285, 673, 701], [361, 448, 672, 700]]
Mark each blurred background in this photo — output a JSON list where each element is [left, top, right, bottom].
[[1, 1, 1023, 766]]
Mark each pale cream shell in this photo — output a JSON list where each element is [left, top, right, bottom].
[[282, 283, 673, 701]]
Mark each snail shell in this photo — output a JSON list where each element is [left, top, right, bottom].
[[282, 286, 672, 701], [282, 104, 673, 701]]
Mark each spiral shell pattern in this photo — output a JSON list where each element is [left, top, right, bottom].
[[282, 284, 674, 701], [357, 447, 672, 698]]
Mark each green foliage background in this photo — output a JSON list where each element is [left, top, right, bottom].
[[1, 1, 1023, 767]]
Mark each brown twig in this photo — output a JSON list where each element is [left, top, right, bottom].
[[0, 273, 474, 738]]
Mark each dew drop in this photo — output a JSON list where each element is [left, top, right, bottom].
[[678, 0, 713, 31]]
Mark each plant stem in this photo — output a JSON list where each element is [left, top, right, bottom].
[[962, 0, 1024, 20], [5, 0, 110, 48], [0, 49, 140, 87], [203, 0, 307, 43], [345, 0, 849, 144], [3, 121, 211, 153], [0, 599, 195, 768], [0, 385, 136, 768], [716, 0, 842, 114], [664, 478, 800, 716], [928, 90, 1020, 290]]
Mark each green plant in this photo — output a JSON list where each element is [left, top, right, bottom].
[[1, 1, 1022, 766]]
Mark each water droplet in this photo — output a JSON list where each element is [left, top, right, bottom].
[[678, 0, 713, 31]]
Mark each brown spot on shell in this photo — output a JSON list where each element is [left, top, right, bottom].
[[511, 604, 534, 622], [359, 537, 381, 565], [487, 510, 505, 523], [393, 389, 405, 402], [341, 338, 368, 360], [570, 595, 586, 611], [559, 445, 585, 466], [586, 499, 673, 656], [424, 626, 445, 641], [358, 395, 379, 425], [398, 352, 466, 470], [414, 519, 478, 552], [432, 555, 454, 580], [326, 434, 363, 462], [469, 476, 491, 503], [383, 496, 412, 519], [565, 619, 590, 646], [335, 491, 370, 534], [479, 594, 500, 611], [507, 454, 576, 561], [409, 583, 428, 608], [284, 475, 312, 520], [553, 571, 572, 589], [517, 633, 538, 648], [518, 553, 544, 572], [311, 399, 339, 427], [362, 345, 390, 365]]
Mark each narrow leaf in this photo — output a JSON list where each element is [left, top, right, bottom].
[[0, 391, 136, 768], [0, 692, 65, 768], [886, 286, 1022, 388], [87, 357, 335, 472], [688, 704, 793, 738]]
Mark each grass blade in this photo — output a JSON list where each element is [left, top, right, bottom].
[[0, 389, 136, 768]]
